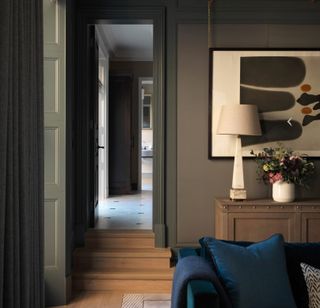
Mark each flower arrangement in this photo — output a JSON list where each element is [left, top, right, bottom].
[[251, 146, 315, 187]]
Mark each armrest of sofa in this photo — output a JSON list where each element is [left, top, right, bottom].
[[178, 248, 220, 307], [172, 252, 221, 308], [187, 280, 219, 308]]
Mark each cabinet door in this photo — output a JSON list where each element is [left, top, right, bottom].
[[301, 213, 320, 242], [228, 212, 298, 242]]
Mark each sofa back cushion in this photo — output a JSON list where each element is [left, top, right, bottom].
[[200, 234, 297, 308], [200, 238, 320, 308]]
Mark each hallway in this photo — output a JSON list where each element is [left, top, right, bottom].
[[95, 174, 152, 230]]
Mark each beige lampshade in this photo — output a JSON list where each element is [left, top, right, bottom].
[[217, 104, 262, 136]]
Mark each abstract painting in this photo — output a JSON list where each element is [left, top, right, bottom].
[[209, 49, 320, 157]]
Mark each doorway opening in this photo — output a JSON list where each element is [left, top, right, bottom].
[[75, 6, 165, 245], [93, 23, 154, 230], [140, 77, 154, 191]]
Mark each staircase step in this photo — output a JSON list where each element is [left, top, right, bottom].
[[72, 269, 174, 293], [73, 248, 172, 270], [85, 230, 155, 249], [74, 247, 171, 258], [73, 269, 174, 280], [85, 229, 155, 238], [73, 230, 173, 293]]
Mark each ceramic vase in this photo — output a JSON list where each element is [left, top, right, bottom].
[[272, 181, 295, 203]]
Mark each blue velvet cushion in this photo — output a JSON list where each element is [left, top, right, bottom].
[[201, 234, 297, 308], [200, 239, 320, 308]]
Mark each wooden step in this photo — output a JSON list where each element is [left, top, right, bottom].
[[73, 269, 174, 280], [85, 230, 155, 249], [73, 230, 173, 293], [72, 269, 174, 293], [73, 248, 172, 270]]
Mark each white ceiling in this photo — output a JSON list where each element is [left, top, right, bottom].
[[97, 24, 153, 61]]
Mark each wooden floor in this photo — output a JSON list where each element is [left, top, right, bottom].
[[51, 291, 171, 308], [51, 291, 124, 308]]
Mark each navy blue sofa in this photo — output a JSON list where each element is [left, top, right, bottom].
[[171, 240, 320, 308]]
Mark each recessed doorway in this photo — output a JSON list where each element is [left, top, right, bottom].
[[93, 24, 154, 230], [75, 6, 166, 246]]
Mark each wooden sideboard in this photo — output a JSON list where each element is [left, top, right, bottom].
[[215, 199, 320, 243]]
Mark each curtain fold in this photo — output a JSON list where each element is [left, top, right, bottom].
[[0, 0, 44, 307]]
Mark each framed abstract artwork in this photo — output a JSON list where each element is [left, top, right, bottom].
[[209, 48, 320, 157]]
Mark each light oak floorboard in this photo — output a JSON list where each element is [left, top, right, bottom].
[[50, 291, 123, 308]]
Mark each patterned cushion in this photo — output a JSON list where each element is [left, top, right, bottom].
[[285, 243, 320, 308], [301, 263, 320, 308]]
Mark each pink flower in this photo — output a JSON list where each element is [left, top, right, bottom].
[[269, 172, 283, 184], [289, 155, 301, 161]]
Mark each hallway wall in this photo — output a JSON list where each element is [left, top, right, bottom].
[[110, 61, 153, 190]]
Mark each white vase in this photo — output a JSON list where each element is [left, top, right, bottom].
[[272, 181, 295, 203]]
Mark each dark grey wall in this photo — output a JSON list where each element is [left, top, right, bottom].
[[110, 61, 153, 189], [176, 24, 320, 246], [73, 0, 320, 252]]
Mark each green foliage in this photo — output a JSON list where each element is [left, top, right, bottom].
[[251, 146, 315, 187]]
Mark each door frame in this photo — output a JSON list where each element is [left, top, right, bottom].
[[88, 25, 100, 228], [74, 6, 166, 247]]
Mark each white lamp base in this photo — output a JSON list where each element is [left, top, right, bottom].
[[230, 136, 246, 201], [230, 188, 247, 201]]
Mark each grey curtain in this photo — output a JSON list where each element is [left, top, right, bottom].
[[0, 0, 44, 307]]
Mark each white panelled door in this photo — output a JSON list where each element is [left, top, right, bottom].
[[43, 0, 67, 305]]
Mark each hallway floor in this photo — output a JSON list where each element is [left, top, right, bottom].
[[95, 173, 152, 230]]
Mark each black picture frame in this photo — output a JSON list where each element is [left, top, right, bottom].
[[209, 48, 320, 158]]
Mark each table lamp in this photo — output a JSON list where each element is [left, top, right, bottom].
[[217, 104, 261, 200]]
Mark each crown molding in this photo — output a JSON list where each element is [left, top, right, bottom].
[[176, 0, 320, 24]]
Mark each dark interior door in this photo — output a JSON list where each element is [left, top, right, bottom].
[[89, 25, 99, 227], [109, 75, 132, 195]]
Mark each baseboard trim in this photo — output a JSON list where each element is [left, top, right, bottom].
[[74, 223, 86, 246], [66, 274, 72, 303]]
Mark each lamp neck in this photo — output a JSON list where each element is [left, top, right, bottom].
[[232, 136, 244, 189]]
